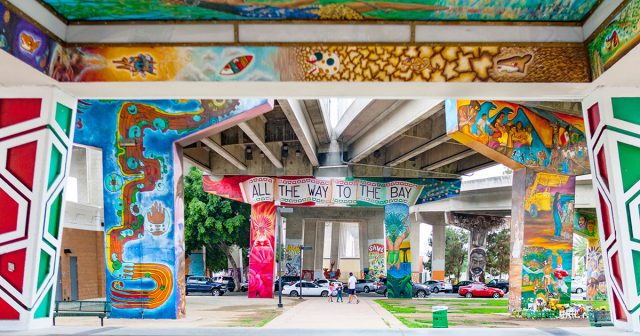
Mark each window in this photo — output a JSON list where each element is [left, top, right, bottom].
[[339, 222, 360, 258]]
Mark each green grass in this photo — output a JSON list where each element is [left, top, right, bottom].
[[255, 311, 279, 327], [458, 307, 509, 314], [574, 300, 609, 310]]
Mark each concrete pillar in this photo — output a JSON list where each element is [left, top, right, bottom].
[[313, 220, 324, 279], [384, 203, 412, 298], [248, 202, 276, 298], [302, 219, 316, 273], [431, 223, 446, 281], [329, 221, 339, 272], [410, 214, 422, 281], [582, 88, 640, 331], [508, 169, 575, 312], [360, 220, 368, 275], [0, 87, 77, 330]]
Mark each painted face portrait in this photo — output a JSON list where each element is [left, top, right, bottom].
[[469, 248, 487, 276]]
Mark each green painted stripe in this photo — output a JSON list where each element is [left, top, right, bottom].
[[612, 98, 640, 127], [607, 126, 640, 140], [37, 250, 51, 291], [626, 189, 640, 244], [47, 146, 62, 190], [617, 142, 640, 193], [47, 191, 63, 239], [633, 250, 640, 297], [34, 287, 52, 318], [54, 103, 73, 138]]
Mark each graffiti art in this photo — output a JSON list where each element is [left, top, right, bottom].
[[446, 100, 590, 176], [40, 0, 598, 22], [367, 240, 385, 280], [73, 98, 272, 318], [384, 203, 412, 299]]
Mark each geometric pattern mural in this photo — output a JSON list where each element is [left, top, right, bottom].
[[583, 88, 640, 331], [0, 88, 77, 330]]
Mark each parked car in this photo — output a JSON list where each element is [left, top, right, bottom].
[[211, 276, 237, 291], [282, 281, 330, 297], [240, 281, 249, 292], [424, 280, 453, 293], [452, 280, 475, 293], [486, 279, 509, 293], [315, 279, 331, 287], [458, 282, 504, 298], [572, 279, 586, 294], [374, 278, 431, 298], [355, 279, 375, 293], [274, 276, 300, 292], [186, 276, 227, 296]]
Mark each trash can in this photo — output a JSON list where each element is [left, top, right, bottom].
[[432, 305, 448, 328]]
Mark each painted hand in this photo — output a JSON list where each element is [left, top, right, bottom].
[[147, 202, 166, 224]]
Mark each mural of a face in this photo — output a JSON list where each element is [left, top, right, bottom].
[[469, 248, 487, 279], [307, 51, 340, 76]]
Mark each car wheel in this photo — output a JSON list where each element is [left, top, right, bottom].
[[364, 286, 370, 293], [185, 291, 189, 296], [492, 292, 500, 298], [465, 292, 473, 298], [321, 291, 329, 297], [384, 290, 388, 297], [212, 289, 221, 296], [416, 290, 427, 298], [576, 288, 583, 294], [289, 290, 299, 297], [432, 287, 439, 293]]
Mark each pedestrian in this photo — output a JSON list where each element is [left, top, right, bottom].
[[348, 272, 359, 304], [328, 281, 335, 302], [336, 282, 343, 303]]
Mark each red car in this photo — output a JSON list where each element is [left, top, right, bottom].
[[458, 282, 504, 298]]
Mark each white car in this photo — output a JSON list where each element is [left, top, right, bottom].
[[315, 279, 330, 287], [572, 279, 587, 294], [282, 281, 330, 297]]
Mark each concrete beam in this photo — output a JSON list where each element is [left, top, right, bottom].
[[349, 100, 443, 163], [387, 134, 449, 167], [200, 137, 247, 171], [238, 119, 283, 169], [278, 99, 320, 167], [333, 99, 373, 140], [421, 149, 476, 171]]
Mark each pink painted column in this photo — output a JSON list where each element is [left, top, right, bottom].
[[248, 201, 276, 298]]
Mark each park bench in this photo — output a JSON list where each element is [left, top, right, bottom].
[[53, 301, 111, 326]]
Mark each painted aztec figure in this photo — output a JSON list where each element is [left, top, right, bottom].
[[202, 175, 461, 298], [446, 100, 590, 176], [40, 0, 598, 22], [73, 99, 272, 318]]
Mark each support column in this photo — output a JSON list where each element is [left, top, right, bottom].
[[384, 203, 412, 298], [583, 88, 640, 330], [248, 202, 276, 298], [431, 223, 446, 281], [508, 169, 575, 312], [0, 88, 77, 330], [410, 214, 422, 282]]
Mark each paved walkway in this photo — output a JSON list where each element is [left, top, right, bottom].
[[264, 296, 404, 329]]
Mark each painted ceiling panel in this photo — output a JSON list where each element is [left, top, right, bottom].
[[39, 0, 600, 22]]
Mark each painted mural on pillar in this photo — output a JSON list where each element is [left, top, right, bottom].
[[284, 239, 302, 277], [574, 209, 598, 239], [588, 0, 640, 79], [248, 202, 275, 298], [72, 99, 272, 318], [384, 203, 412, 299], [518, 171, 576, 309], [573, 210, 607, 301], [40, 0, 598, 22], [446, 100, 590, 176], [367, 240, 385, 280]]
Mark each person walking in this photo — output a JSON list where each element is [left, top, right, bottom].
[[336, 282, 343, 303], [348, 272, 360, 304], [328, 282, 335, 302]]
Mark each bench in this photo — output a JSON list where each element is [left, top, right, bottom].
[[53, 301, 111, 326]]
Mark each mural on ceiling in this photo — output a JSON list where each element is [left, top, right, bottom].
[[588, 0, 640, 79], [446, 100, 590, 176], [46, 45, 589, 83], [40, 0, 598, 21], [73, 99, 271, 318], [517, 170, 575, 309]]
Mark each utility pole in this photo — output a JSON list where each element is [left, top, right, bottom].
[[299, 245, 313, 299]]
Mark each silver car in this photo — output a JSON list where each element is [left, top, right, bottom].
[[355, 279, 375, 293]]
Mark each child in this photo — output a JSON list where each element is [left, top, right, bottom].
[[336, 282, 343, 303], [328, 282, 335, 302]]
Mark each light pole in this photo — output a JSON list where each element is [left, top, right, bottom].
[[276, 207, 292, 308], [298, 245, 313, 299]]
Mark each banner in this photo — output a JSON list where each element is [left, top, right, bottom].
[[203, 176, 460, 207]]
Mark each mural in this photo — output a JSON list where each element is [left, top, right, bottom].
[[248, 201, 275, 298], [588, 0, 640, 78], [285, 239, 302, 277], [446, 100, 590, 176], [384, 203, 412, 299], [573, 210, 606, 301], [574, 209, 598, 239], [73, 99, 272, 318], [40, 0, 598, 22], [46, 45, 589, 83], [517, 170, 575, 309], [367, 240, 385, 280]]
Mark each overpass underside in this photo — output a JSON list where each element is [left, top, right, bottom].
[[0, 0, 639, 332]]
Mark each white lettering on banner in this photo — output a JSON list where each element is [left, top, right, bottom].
[[239, 178, 424, 205]]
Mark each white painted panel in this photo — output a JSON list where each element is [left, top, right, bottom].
[[583, 0, 624, 39], [416, 25, 583, 43], [66, 24, 235, 43], [7, 0, 67, 39], [239, 24, 411, 43]]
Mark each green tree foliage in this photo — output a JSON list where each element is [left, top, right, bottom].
[[573, 235, 588, 277], [445, 227, 468, 282], [183, 167, 251, 290], [486, 228, 511, 279]]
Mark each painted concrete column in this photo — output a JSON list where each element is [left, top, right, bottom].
[[431, 223, 446, 281], [0, 87, 77, 330], [248, 202, 276, 298], [582, 88, 640, 330], [384, 203, 412, 298], [508, 168, 575, 312]]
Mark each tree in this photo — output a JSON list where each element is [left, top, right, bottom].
[[184, 167, 251, 291], [486, 228, 511, 279], [573, 235, 588, 277], [445, 227, 468, 283]]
